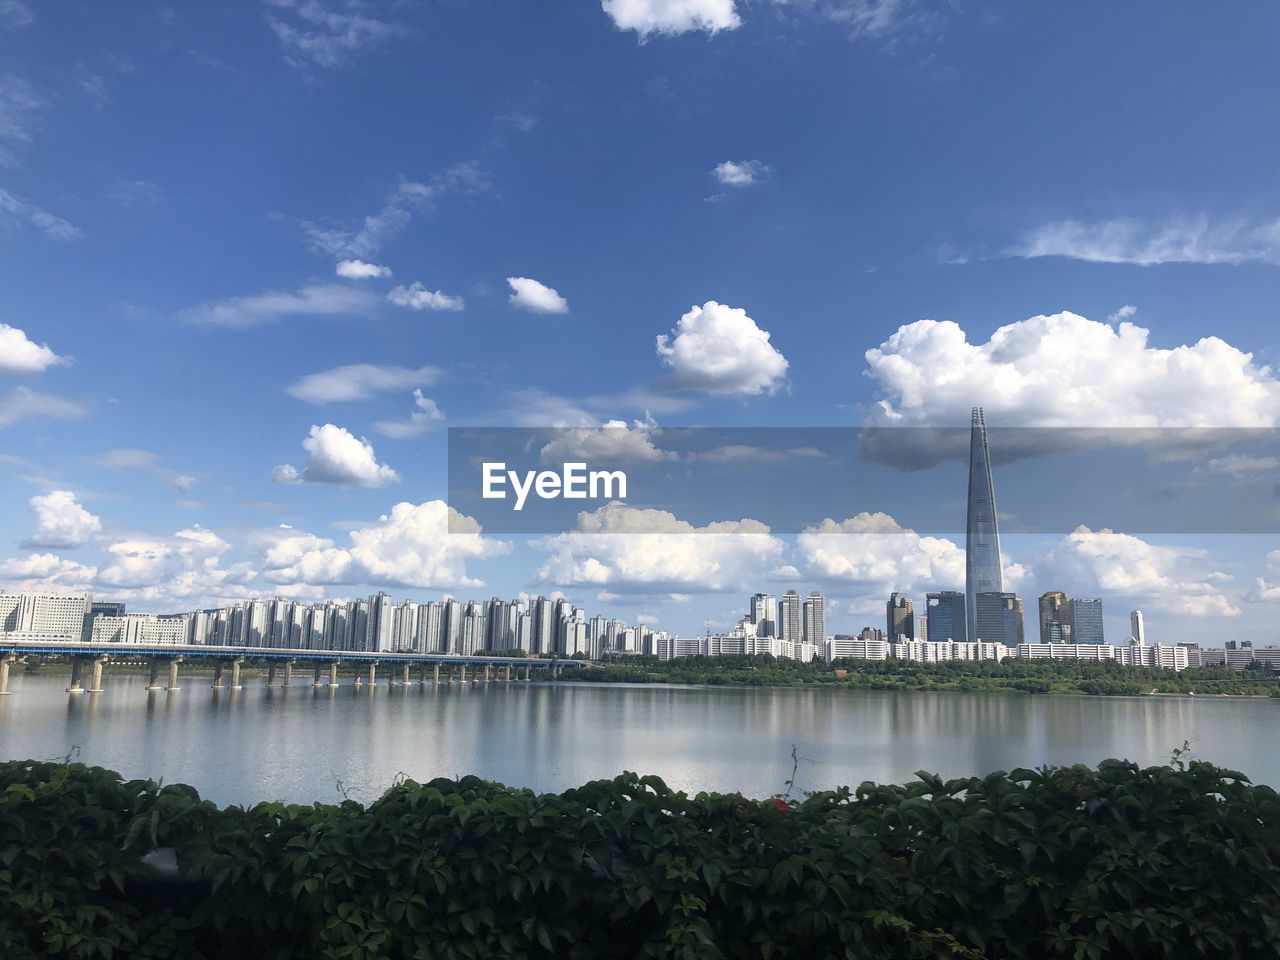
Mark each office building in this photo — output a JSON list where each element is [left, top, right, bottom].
[[965, 407, 1004, 640], [925, 591, 968, 643], [1038, 591, 1070, 644], [886, 592, 914, 641], [974, 592, 1024, 646], [802, 591, 825, 645], [1070, 597, 1105, 645]]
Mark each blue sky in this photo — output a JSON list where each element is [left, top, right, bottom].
[[4, 0, 1280, 644]]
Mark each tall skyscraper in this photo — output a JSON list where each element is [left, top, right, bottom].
[[1070, 597, 1105, 645], [975, 592, 1024, 646], [965, 407, 1003, 641], [1130, 609, 1146, 646], [925, 591, 968, 643], [1038, 590, 1071, 644], [779, 590, 802, 644], [886, 592, 914, 641], [802, 592, 825, 645]]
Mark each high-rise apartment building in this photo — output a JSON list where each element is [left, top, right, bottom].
[[750, 593, 776, 638], [886, 592, 914, 641], [965, 408, 1004, 640], [1038, 591, 1071, 644], [802, 592, 825, 645], [974, 592, 1024, 646], [779, 590, 802, 644], [925, 591, 968, 643]]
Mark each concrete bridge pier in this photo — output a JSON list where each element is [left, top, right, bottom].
[[266, 663, 278, 687], [328, 661, 339, 687], [88, 655, 106, 694], [400, 663, 410, 686], [313, 665, 323, 686], [433, 664, 440, 685], [67, 656, 85, 693], [503, 665, 512, 682], [522, 666, 531, 682], [166, 657, 182, 691], [366, 662, 377, 687], [146, 657, 164, 691], [0, 653, 11, 695], [483, 664, 492, 683], [212, 662, 224, 689], [283, 660, 294, 687], [459, 664, 467, 683], [229, 657, 243, 690]]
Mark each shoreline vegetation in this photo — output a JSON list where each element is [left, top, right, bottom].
[[17, 652, 1280, 698], [2, 755, 1278, 958], [560, 654, 1280, 699]]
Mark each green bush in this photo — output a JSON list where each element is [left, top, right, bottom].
[[2, 758, 1278, 959]]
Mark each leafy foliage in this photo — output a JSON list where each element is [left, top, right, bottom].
[[2, 757, 1278, 958]]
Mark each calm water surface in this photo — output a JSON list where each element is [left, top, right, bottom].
[[1, 670, 1275, 807]]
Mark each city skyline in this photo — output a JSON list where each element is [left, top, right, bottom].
[[3, 4, 1280, 646]]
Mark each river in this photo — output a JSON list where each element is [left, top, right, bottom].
[[0, 671, 1274, 806]]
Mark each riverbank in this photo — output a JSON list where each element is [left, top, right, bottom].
[[562, 654, 1280, 698]]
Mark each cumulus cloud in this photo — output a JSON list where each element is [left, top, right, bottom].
[[0, 323, 68, 374], [373, 389, 445, 438], [712, 159, 770, 186], [1014, 216, 1280, 266], [0, 552, 95, 586], [273, 423, 399, 487], [286, 363, 440, 403], [21, 490, 102, 549], [180, 284, 377, 327], [537, 418, 676, 464], [0, 187, 80, 240], [0, 386, 84, 427], [92, 525, 255, 605], [1038, 525, 1239, 618], [864, 311, 1280, 432], [536, 503, 785, 595], [259, 500, 508, 591], [335, 258, 391, 279], [656, 300, 789, 395], [507, 276, 569, 314], [387, 282, 465, 311], [602, 0, 741, 38]]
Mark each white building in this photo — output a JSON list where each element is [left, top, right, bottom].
[[0, 592, 90, 641]]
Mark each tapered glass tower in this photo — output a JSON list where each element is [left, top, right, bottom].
[[965, 408, 1003, 640]]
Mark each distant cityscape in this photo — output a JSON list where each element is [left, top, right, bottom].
[[3, 409, 1277, 675]]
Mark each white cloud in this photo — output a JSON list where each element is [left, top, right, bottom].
[[0, 552, 95, 586], [798, 513, 965, 589], [302, 162, 490, 259], [285, 363, 440, 403], [335, 258, 391, 279], [656, 300, 789, 395], [0, 187, 80, 240], [1015, 216, 1280, 266], [21, 490, 102, 549], [109, 179, 162, 207], [0, 2, 34, 28], [0, 73, 40, 166], [373, 389, 445, 438], [86, 447, 198, 490], [274, 423, 399, 487], [864, 311, 1280, 429], [1108, 304, 1137, 322], [712, 159, 770, 186], [387, 282, 465, 311], [602, 0, 741, 38], [536, 503, 785, 595], [1038, 525, 1239, 618], [0, 323, 67, 374], [1204, 455, 1280, 477], [93, 525, 255, 605], [0, 386, 84, 427], [180, 284, 377, 327], [266, 0, 406, 69], [538, 418, 675, 464], [259, 500, 508, 591], [507, 276, 568, 314]]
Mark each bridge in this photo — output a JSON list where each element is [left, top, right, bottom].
[[0, 639, 585, 696]]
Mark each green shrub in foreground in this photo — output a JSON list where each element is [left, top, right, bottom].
[[1, 757, 1278, 959]]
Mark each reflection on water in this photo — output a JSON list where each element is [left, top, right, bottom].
[[0, 669, 1275, 807]]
